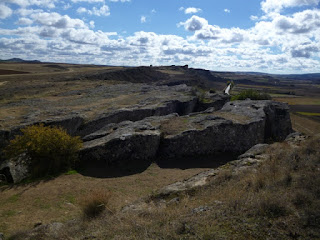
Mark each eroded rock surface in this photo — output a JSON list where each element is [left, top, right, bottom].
[[159, 100, 292, 160], [80, 100, 292, 171]]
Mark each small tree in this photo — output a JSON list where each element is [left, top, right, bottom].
[[5, 124, 83, 178]]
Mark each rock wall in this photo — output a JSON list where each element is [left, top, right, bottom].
[[0, 93, 292, 183], [79, 99, 292, 170]]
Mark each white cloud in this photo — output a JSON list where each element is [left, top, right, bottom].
[[63, 3, 71, 10], [140, 16, 146, 23], [109, 0, 131, 2], [261, 0, 320, 13], [1, 0, 320, 74], [15, 8, 43, 17], [224, 9, 230, 13], [184, 7, 202, 14], [179, 15, 208, 31], [15, 17, 33, 25], [3, 0, 56, 8], [0, 4, 12, 19], [89, 20, 95, 28], [71, 0, 104, 3], [31, 12, 88, 29], [250, 15, 259, 21], [77, 5, 110, 16]]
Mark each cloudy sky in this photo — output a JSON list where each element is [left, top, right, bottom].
[[0, 0, 320, 73]]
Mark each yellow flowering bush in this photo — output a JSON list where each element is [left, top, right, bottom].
[[5, 124, 83, 178]]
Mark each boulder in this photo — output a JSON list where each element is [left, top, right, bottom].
[[221, 100, 292, 142], [79, 118, 163, 169], [238, 143, 269, 159]]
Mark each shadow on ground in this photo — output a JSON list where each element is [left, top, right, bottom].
[[156, 153, 238, 169], [77, 158, 153, 178], [78, 153, 238, 178]]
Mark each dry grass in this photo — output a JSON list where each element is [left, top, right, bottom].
[[160, 117, 196, 136], [0, 163, 209, 236], [80, 190, 112, 219], [273, 97, 320, 105], [291, 113, 320, 135], [7, 136, 320, 239]]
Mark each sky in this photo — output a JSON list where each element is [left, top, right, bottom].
[[0, 0, 320, 74]]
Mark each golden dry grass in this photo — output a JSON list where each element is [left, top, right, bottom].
[[8, 136, 320, 240], [291, 113, 320, 135], [0, 163, 210, 235], [273, 97, 320, 105]]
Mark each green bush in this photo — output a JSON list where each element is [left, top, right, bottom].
[[5, 124, 83, 178], [231, 89, 271, 101]]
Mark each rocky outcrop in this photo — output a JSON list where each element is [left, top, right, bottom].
[[159, 100, 292, 160], [195, 93, 230, 112], [79, 114, 177, 170], [80, 100, 292, 171], [0, 153, 29, 183], [79, 122, 161, 169], [77, 97, 197, 137]]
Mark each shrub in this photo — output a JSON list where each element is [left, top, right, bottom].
[[4, 124, 83, 178], [258, 195, 289, 218], [231, 89, 271, 101], [81, 190, 112, 219]]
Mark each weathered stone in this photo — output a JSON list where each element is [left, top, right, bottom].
[[0, 153, 30, 183], [77, 97, 197, 137], [238, 143, 269, 159], [159, 100, 292, 160], [192, 206, 212, 214], [196, 93, 230, 112], [80, 120, 161, 168]]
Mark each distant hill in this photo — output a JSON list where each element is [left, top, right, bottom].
[[0, 58, 41, 63], [237, 71, 320, 81]]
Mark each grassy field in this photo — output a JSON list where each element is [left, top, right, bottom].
[[0, 164, 210, 236], [7, 136, 320, 240]]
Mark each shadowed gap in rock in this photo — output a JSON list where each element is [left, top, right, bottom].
[[0, 167, 14, 183], [156, 152, 238, 169], [77, 158, 153, 178]]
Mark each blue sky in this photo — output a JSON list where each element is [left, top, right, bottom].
[[0, 0, 320, 73]]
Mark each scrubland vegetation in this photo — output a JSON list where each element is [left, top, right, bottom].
[[7, 135, 320, 239], [4, 124, 82, 178], [231, 89, 272, 101]]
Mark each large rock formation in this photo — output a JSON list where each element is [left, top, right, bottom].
[[0, 79, 292, 183], [79, 99, 292, 171]]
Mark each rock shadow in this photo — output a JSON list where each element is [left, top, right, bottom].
[[77, 158, 153, 178], [156, 153, 238, 170]]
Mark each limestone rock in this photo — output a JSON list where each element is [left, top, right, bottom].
[[159, 100, 292, 160], [77, 96, 197, 137], [196, 93, 230, 112], [80, 119, 162, 168], [238, 143, 269, 159], [0, 153, 30, 183]]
